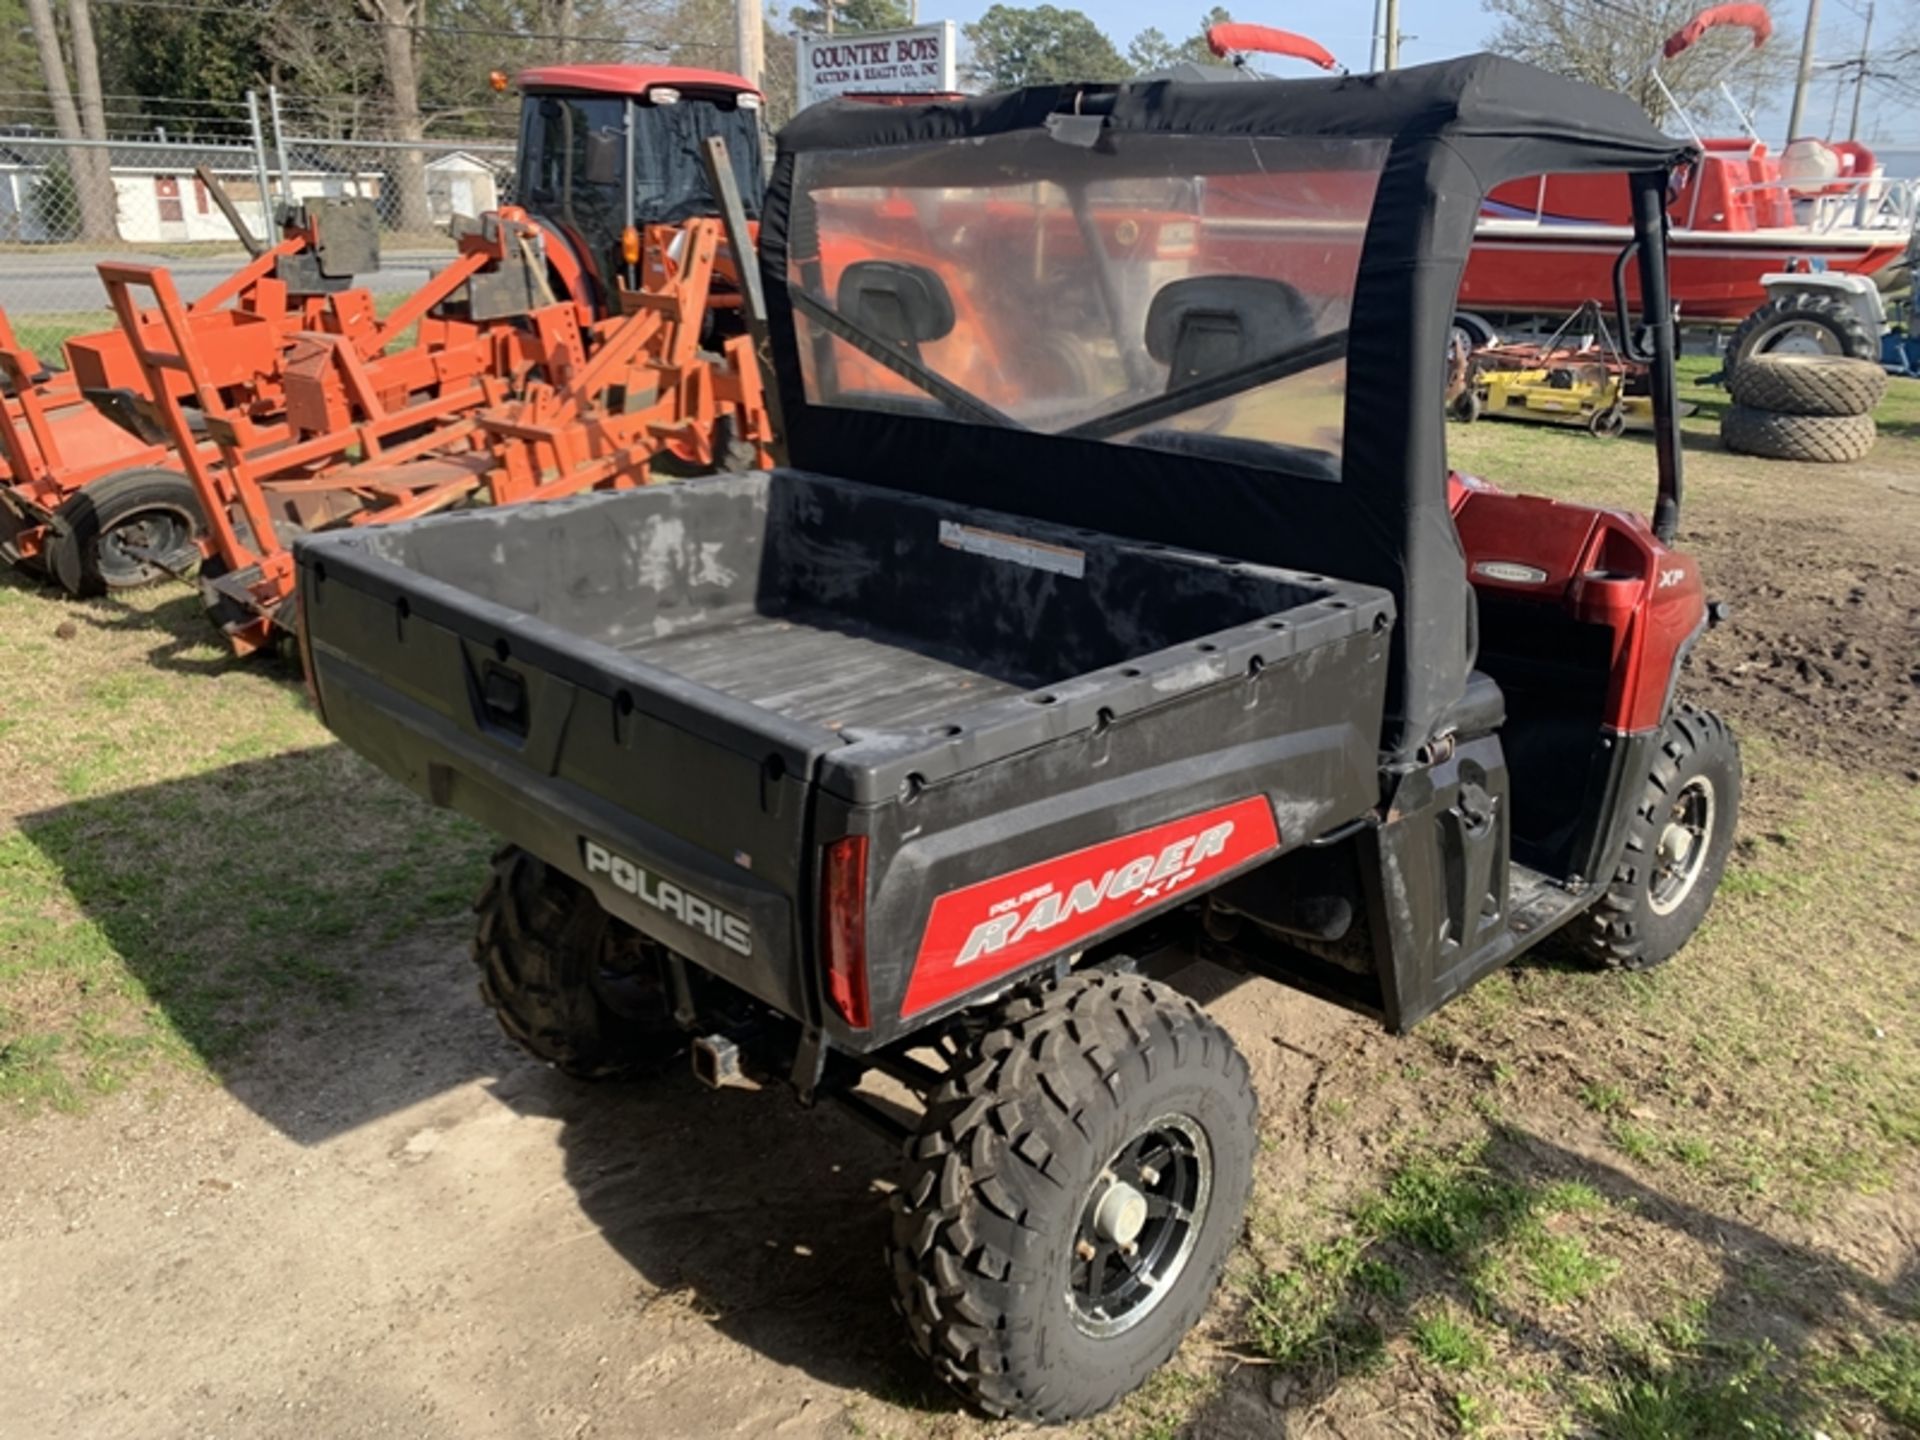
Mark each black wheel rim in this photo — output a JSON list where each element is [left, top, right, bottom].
[[1068, 1114, 1213, 1338], [96, 505, 194, 588], [1649, 775, 1717, 917]]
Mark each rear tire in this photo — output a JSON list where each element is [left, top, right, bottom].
[[1726, 293, 1878, 370], [1721, 405, 1876, 463], [1726, 354, 1887, 416], [471, 846, 684, 1079], [1574, 705, 1741, 972], [49, 467, 204, 598], [889, 973, 1257, 1422]]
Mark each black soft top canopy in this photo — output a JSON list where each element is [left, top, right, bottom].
[[759, 55, 1695, 760]]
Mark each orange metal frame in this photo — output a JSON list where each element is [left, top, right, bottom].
[[103, 216, 770, 654], [0, 228, 314, 565]]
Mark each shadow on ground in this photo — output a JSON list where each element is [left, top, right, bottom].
[[17, 748, 956, 1411]]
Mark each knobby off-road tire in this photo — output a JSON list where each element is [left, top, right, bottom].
[[1721, 405, 1877, 464], [1727, 354, 1888, 417], [889, 973, 1258, 1422], [471, 846, 682, 1080], [1726, 292, 1879, 369], [1574, 705, 1741, 972], [49, 467, 205, 597]]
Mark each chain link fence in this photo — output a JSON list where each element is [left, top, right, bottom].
[[0, 89, 514, 361]]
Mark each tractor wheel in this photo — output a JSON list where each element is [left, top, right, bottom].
[[1721, 405, 1877, 464], [471, 845, 684, 1080], [889, 973, 1257, 1422], [48, 467, 204, 598], [1726, 354, 1887, 417], [1573, 705, 1741, 972], [1726, 293, 1879, 370], [1451, 311, 1500, 349]]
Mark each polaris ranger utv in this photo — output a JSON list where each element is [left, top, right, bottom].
[[294, 56, 1739, 1422]]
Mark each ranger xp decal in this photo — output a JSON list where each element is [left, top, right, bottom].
[[900, 796, 1280, 1017], [582, 839, 753, 957]]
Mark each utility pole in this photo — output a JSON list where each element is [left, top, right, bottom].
[[735, 0, 763, 89], [1785, 0, 1822, 142], [1369, 0, 1383, 70], [1383, 0, 1402, 69], [1849, 0, 1874, 141], [824, 0, 834, 35]]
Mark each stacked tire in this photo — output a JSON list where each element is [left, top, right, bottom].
[[1721, 354, 1885, 464]]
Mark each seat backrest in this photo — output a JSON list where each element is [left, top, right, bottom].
[[835, 260, 956, 361], [1145, 275, 1314, 388]]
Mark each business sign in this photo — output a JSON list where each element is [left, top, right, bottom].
[[796, 21, 959, 108]]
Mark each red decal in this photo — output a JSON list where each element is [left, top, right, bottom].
[[900, 796, 1280, 1018]]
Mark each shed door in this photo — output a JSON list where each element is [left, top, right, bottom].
[[154, 175, 184, 223]]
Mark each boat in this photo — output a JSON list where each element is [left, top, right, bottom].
[[1461, 5, 1915, 324]]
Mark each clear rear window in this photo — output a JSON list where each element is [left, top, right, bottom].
[[787, 132, 1387, 481]]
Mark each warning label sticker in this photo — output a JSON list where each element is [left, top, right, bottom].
[[937, 520, 1086, 579]]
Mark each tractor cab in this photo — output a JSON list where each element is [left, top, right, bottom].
[[513, 64, 765, 316]]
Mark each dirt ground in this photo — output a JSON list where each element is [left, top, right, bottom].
[[3, 389, 1918, 1439]]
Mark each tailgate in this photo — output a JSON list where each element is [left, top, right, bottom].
[[297, 535, 826, 1020]]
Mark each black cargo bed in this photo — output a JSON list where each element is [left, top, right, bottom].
[[618, 610, 1038, 731], [307, 469, 1396, 802]]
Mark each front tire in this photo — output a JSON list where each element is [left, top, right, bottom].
[[1575, 705, 1741, 971], [471, 846, 684, 1079], [889, 973, 1258, 1422]]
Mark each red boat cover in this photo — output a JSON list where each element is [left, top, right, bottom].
[[1663, 4, 1772, 60], [1205, 23, 1339, 71]]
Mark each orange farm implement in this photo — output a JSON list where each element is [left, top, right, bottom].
[[103, 214, 770, 653]]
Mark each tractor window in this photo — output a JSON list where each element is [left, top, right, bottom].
[[632, 100, 764, 225], [785, 132, 1386, 481], [521, 94, 625, 216]]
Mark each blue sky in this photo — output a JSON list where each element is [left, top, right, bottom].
[[909, 1, 1919, 147]]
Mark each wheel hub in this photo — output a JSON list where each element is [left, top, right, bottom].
[[1649, 775, 1716, 917], [1092, 1180, 1149, 1246], [1067, 1114, 1213, 1339]]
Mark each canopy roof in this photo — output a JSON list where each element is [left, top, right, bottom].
[[761, 56, 1694, 758], [778, 53, 1690, 172]]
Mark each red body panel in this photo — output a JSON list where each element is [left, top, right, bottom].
[[1450, 477, 1705, 733], [901, 796, 1281, 1018]]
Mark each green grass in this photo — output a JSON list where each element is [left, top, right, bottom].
[[1448, 354, 1920, 508], [0, 574, 486, 1115], [1411, 1309, 1490, 1372], [1817, 1331, 1920, 1429]]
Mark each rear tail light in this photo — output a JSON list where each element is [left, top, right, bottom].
[[821, 836, 871, 1029]]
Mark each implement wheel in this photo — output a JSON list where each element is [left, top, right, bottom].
[[49, 467, 204, 597], [472, 846, 684, 1080], [1574, 705, 1741, 972], [889, 973, 1257, 1421]]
